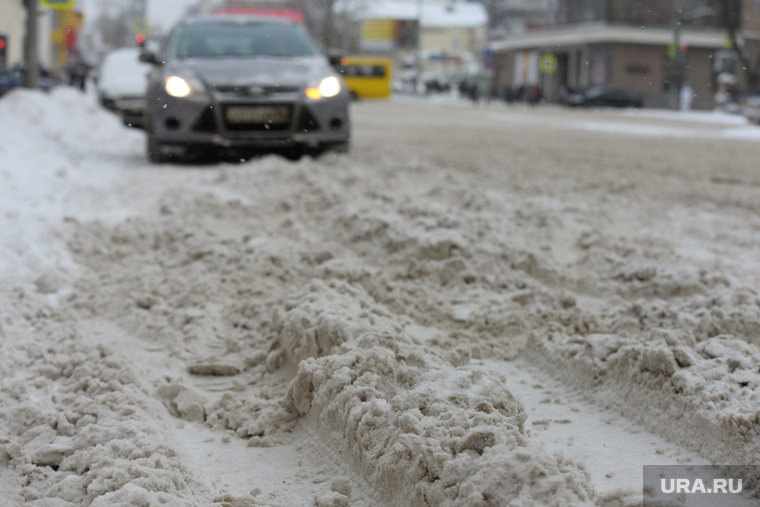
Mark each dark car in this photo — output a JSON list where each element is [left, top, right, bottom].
[[0, 67, 59, 97], [566, 87, 643, 109], [0, 68, 21, 97], [139, 16, 351, 163]]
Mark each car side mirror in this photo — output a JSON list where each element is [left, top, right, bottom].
[[139, 50, 162, 65], [326, 49, 344, 68]]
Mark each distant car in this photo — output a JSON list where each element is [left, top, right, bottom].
[[0, 67, 59, 97], [96, 47, 151, 128], [740, 94, 760, 125], [566, 87, 643, 109], [139, 16, 351, 163], [0, 68, 22, 97]]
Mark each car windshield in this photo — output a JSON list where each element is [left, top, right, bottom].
[[170, 21, 318, 59]]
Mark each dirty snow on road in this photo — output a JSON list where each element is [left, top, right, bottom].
[[1, 88, 760, 506]]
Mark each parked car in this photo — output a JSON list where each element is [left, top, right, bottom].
[[0, 66, 59, 97], [0, 67, 22, 97], [566, 87, 643, 109], [139, 15, 350, 163], [96, 47, 151, 128], [739, 94, 760, 125]]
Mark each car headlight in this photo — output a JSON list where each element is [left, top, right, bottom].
[[165, 75, 205, 98], [305, 76, 341, 100]]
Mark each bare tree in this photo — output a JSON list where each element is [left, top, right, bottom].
[[295, 0, 369, 51], [295, 0, 337, 48], [710, 0, 758, 92], [481, 0, 500, 29], [93, 6, 134, 49]]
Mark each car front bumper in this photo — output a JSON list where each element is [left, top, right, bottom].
[[147, 88, 350, 153]]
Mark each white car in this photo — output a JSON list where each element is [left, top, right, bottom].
[[96, 47, 152, 128], [740, 94, 760, 125]]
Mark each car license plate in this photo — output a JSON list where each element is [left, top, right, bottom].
[[225, 106, 289, 124]]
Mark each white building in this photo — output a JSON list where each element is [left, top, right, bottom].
[[0, 2, 30, 67], [342, 0, 487, 86], [0, 2, 56, 70]]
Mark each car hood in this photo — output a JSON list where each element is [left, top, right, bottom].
[[167, 57, 330, 89]]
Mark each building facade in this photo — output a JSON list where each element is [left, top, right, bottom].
[[488, 0, 760, 109], [1, 2, 83, 75], [346, 0, 487, 88], [0, 2, 56, 69]]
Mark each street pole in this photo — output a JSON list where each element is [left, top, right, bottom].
[[669, 3, 716, 110], [415, 0, 422, 94], [24, 0, 39, 89], [669, 0, 683, 110]]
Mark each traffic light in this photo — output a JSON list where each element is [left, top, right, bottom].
[[0, 34, 7, 67], [135, 33, 146, 47]]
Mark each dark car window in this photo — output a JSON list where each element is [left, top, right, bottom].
[[336, 65, 386, 78], [171, 22, 318, 59], [586, 88, 604, 98]]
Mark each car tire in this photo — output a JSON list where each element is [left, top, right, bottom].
[[283, 150, 304, 161], [311, 141, 350, 160], [333, 140, 350, 154], [146, 116, 169, 164]]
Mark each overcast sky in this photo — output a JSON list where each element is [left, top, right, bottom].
[[146, 0, 204, 32], [77, 0, 205, 33]]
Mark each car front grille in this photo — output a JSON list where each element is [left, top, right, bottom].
[[191, 104, 318, 135], [213, 85, 300, 97], [296, 106, 320, 133], [222, 104, 292, 131], [192, 106, 217, 132]]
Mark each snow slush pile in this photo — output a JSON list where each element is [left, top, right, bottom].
[[280, 283, 593, 506], [49, 187, 595, 505], [2, 87, 760, 506]]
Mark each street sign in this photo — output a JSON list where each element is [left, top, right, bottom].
[[667, 43, 678, 60], [133, 17, 151, 36], [483, 48, 493, 70], [539, 54, 557, 74], [722, 29, 734, 49], [41, 0, 76, 10]]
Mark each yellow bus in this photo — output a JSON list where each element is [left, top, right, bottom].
[[334, 56, 393, 100]]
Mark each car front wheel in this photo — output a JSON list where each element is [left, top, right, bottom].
[[145, 114, 169, 164], [333, 140, 350, 154]]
